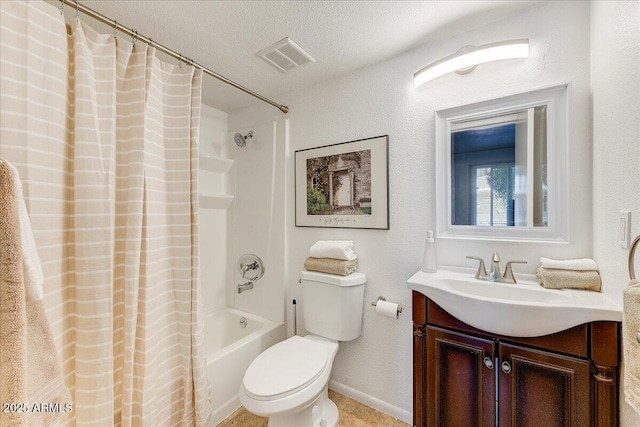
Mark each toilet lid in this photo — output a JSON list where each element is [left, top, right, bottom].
[[243, 336, 328, 400]]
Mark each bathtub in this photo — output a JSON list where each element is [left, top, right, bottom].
[[205, 307, 286, 426]]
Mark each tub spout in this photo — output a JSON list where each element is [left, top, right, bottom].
[[237, 281, 254, 293]]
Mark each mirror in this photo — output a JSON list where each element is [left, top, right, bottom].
[[436, 84, 569, 242], [451, 106, 547, 227]]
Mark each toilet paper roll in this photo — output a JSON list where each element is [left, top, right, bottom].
[[376, 300, 400, 319]]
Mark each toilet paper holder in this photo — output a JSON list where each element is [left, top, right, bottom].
[[371, 296, 403, 317]]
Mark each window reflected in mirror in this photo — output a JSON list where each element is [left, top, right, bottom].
[[450, 106, 547, 227]]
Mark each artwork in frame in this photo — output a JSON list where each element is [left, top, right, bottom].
[[295, 135, 389, 229]]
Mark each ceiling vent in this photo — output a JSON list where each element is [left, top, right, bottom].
[[256, 37, 316, 73]]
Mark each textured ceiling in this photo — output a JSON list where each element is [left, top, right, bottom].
[[59, 1, 542, 113]]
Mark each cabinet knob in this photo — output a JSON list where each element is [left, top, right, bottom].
[[636, 330, 640, 344], [501, 361, 512, 374], [483, 356, 494, 370]]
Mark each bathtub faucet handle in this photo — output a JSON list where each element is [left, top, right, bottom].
[[241, 261, 259, 278], [238, 254, 265, 281]]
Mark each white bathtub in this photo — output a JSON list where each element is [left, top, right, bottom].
[[205, 307, 286, 426]]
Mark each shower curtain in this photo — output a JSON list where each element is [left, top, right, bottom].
[[0, 1, 211, 425]]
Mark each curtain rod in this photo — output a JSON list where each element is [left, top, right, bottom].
[[59, 0, 289, 114]]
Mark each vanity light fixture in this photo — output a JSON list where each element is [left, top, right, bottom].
[[413, 39, 529, 88]]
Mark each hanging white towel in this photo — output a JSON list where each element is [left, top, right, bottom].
[[310, 240, 357, 261], [0, 159, 70, 427], [5, 160, 44, 301], [623, 279, 640, 415], [539, 257, 598, 271]]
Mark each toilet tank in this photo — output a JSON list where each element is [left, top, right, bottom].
[[301, 271, 366, 341]]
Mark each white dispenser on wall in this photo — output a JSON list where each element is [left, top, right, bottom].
[[422, 230, 438, 273]]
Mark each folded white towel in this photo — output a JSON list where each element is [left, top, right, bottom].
[[310, 240, 357, 261], [539, 257, 598, 271], [6, 161, 43, 301]]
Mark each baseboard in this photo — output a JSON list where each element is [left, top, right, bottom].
[[328, 380, 413, 425], [210, 395, 241, 427]]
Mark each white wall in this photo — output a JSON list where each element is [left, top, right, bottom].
[[591, 1, 640, 425], [229, 1, 620, 421]]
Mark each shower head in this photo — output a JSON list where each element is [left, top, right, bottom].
[[234, 131, 253, 147]]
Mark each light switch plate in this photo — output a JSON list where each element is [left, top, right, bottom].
[[620, 211, 631, 249]]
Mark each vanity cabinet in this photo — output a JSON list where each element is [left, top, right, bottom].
[[497, 342, 591, 426], [426, 326, 496, 426], [413, 292, 620, 427]]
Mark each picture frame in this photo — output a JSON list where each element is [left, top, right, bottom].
[[295, 135, 389, 229]]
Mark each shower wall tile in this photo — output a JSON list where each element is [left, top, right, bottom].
[[199, 104, 231, 314], [231, 119, 287, 323]]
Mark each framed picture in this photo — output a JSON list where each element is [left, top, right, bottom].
[[295, 135, 389, 229]]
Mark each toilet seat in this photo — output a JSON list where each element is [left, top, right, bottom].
[[243, 335, 328, 401]]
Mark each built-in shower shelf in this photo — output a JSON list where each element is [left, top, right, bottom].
[[200, 155, 234, 174], [200, 194, 234, 209]]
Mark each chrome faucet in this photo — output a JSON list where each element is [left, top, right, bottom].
[[466, 252, 527, 284], [241, 261, 258, 279], [237, 281, 254, 293], [489, 252, 503, 282], [466, 256, 488, 280]]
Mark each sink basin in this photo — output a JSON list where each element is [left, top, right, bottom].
[[446, 279, 572, 304], [407, 268, 622, 337]]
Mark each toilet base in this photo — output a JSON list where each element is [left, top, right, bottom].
[[266, 387, 338, 427], [318, 397, 338, 427]]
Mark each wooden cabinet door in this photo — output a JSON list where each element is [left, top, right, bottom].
[[498, 343, 591, 427], [427, 326, 496, 427]]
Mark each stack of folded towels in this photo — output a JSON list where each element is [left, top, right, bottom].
[[536, 257, 601, 292], [304, 240, 358, 276]]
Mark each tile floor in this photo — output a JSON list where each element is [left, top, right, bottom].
[[218, 390, 411, 427]]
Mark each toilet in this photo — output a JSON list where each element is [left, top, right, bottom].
[[239, 271, 366, 427]]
